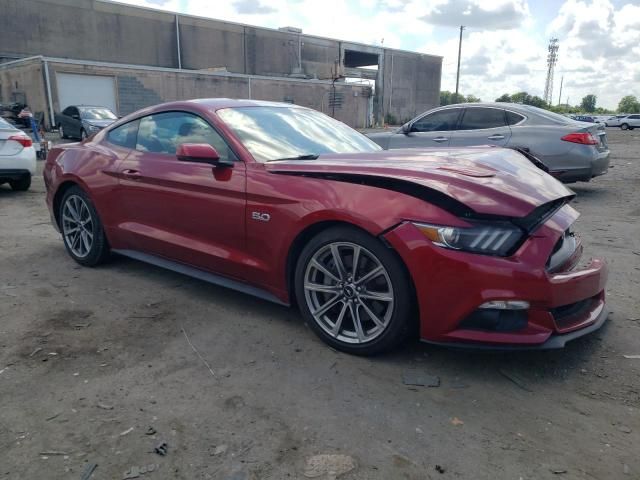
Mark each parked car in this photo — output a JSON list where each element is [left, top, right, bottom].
[[55, 105, 118, 140], [44, 99, 608, 355], [368, 103, 610, 183], [572, 115, 596, 123], [0, 116, 36, 191], [620, 114, 640, 130], [604, 115, 628, 127]]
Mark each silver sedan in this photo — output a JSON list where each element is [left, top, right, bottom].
[[368, 103, 610, 183]]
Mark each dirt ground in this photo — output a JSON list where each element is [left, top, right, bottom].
[[1, 129, 638, 480]]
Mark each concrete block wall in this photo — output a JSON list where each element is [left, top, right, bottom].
[[0, 58, 47, 119], [44, 62, 371, 127]]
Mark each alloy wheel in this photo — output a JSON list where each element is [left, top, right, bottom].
[[62, 194, 94, 258], [59, 125, 64, 138], [303, 242, 395, 344]]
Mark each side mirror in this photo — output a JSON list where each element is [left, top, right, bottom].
[[176, 143, 233, 167], [400, 123, 411, 135]]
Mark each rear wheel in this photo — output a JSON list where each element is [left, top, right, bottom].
[[59, 186, 110, 266], [621, 123, 629, 130], [295, 225, 413, 355], [9, 174, 31, 191]]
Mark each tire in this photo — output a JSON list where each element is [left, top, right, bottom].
[[621, 123, 629, 130], [9, 174, 31, 191], [59, 186, 110, 266], [294, 225, 414, 355], [80, 129, 87, 140], [59, 124, 67, 139]]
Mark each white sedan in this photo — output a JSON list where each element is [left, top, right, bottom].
[[0, 117, 36, 191]]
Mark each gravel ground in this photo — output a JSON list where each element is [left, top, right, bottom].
[[0, 129, 638, 480]]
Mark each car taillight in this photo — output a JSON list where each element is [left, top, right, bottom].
[[561, 132, 598, 145], [8, 134, 33, 148]]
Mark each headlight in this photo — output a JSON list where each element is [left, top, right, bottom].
[[413, 221, 524, 256], [87, 124, 100, 131]]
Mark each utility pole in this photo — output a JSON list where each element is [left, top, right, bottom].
[[557, 75, 564, 106], [454, 25, 465, 103]]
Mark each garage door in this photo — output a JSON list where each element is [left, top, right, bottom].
[[56, 73, 117, 114]]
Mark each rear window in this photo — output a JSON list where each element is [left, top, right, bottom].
[[0, 117, 17, 130], [505, 110, 525, 125], [107, 120, 139, 148], [521, 105, 574, 125]]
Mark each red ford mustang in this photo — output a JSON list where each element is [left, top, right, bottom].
[[44, 99, 608, 355]]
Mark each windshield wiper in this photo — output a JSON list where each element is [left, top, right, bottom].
[[269, 154, 320, 161]]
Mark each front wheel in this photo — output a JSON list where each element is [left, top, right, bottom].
[[59, 124, 67, 139], [80, 129, 87, 140], [59, 186, 110, 266], [621, 123, 629, 130], [295, 226, 414, 355]]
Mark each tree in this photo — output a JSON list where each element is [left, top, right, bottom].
[[618, 95, 640, 113], [527, 95, 547, 108], [495, 93, 511, 102], [439, 90, 452, 106], [580, 94, 597, 113], [510, 91, 529, 104], [440, 90, 481, 106]]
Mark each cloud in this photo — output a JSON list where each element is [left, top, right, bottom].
[[502, 63, 530, 75], [420, 0, 530, 29], [232, 0, 277, 14]]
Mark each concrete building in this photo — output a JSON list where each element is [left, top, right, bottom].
[[0, 0, 442, 128]]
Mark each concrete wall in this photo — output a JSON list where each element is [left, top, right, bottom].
[[0, 58, 47, 117], [0, 0, 441, 125], [382, 50, 442, 124], [0, 58, 371, 128]]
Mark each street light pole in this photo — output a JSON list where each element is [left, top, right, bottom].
[[454, 25, 465, 103]]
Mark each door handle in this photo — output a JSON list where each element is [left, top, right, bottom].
[[432, 137, 448, 143], [487, 134, 505, 140], [122, 169, 142, 180]]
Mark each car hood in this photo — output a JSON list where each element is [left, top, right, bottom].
[[84, 119, 116, 128], [265, 147, 574, 218]]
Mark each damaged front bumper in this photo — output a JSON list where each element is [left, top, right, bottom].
[[384, 204, 609, 349]]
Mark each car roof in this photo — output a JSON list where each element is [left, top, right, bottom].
[[154, 98, 307, 111]]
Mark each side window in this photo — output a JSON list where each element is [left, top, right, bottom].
[[69, 107, 79, 118], [107, 120, 140, 149], [459, 108, 507, 130], [135, 111, 236, 162], [411, 109, 461, 132], [505, 110, 525, 126], [62, 106, 73, 116]]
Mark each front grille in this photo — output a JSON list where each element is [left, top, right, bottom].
[[551, 296, 598, 330]]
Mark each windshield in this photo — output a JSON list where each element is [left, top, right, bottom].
[[217, 106, 381, 162], [80, 107, 117, 120]]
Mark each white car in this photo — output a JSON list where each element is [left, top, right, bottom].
[[604, 115, 628, 127], [0, 117, 37, 191], [620, 114, 640, 130]]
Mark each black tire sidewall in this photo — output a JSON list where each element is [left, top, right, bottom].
[[59, 186, 109, 266], [294, 225, 414, 355], [9, 174, 31, 191]]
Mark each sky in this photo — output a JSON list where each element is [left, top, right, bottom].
[[116, 0, 640, 110]]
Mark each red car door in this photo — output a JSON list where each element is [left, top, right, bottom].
[[114, 111, 247, 279]]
